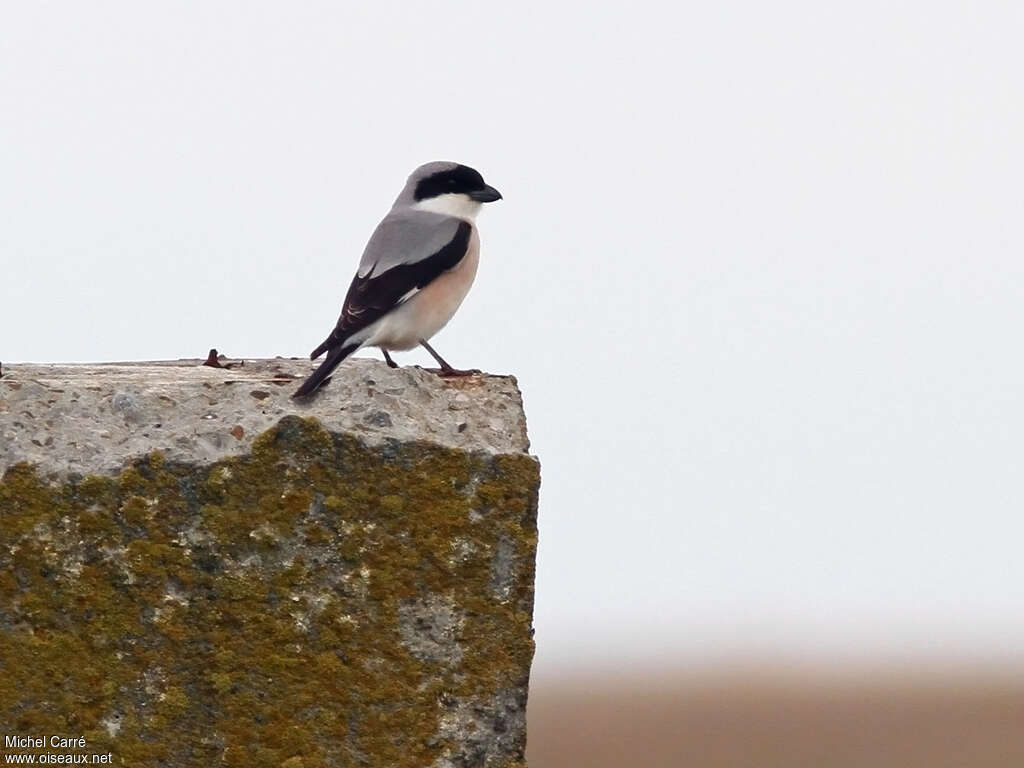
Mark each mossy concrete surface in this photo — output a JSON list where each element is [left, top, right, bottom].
[[0, 361, 539, 767]]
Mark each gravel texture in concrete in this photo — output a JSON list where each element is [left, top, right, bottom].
[[0, 358, 531, 476]]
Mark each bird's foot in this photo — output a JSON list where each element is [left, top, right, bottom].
[[435, 366, 482, 378]]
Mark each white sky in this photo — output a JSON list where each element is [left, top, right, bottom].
[[2, 2, 1024, 677]]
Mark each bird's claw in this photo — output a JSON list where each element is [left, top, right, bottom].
[[436, 367, 481, 378]]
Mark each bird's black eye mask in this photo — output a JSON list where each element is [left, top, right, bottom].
[[414, 165, 486, 201]]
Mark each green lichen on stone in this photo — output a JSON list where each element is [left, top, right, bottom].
[[0, 416, 539, 767]]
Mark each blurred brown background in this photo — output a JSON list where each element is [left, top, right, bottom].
[[527, 665, 1024, 767]]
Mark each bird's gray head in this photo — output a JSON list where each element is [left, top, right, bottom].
[[394, 161, 502, 220]]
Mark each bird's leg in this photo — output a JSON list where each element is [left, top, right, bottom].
[[419, 339, 480, 377], [381, 349, 399, 369]]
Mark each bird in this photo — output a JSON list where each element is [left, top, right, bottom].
[[293, 161, 502, 398]]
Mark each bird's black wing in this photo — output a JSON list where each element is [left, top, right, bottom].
[[309, 219, 472, 360]]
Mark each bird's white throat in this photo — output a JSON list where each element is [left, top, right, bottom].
[[412, 193, 482, 221]]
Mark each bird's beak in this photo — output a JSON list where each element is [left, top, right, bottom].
[[469, 185, 502, 203]]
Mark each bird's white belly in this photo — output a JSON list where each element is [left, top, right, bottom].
[[362, 228, 480, 351]]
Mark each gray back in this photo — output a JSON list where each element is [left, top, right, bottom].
[[357, 206, 462, 278]]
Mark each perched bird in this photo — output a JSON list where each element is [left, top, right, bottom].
[[293, 161, 502, 398]]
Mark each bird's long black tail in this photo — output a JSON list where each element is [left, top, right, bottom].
[[292, 342, 359, 398]]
